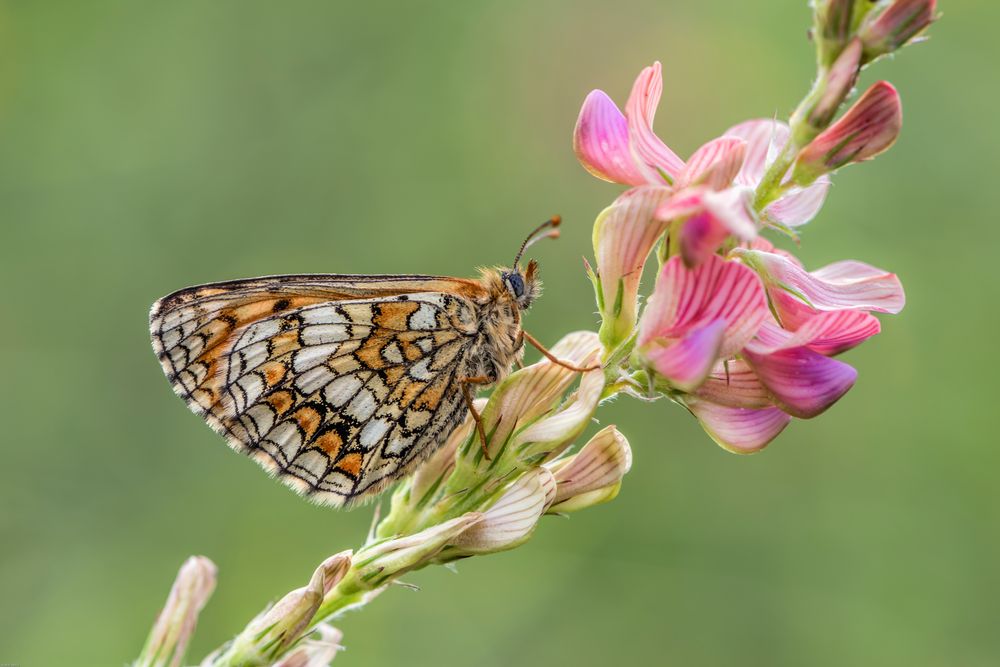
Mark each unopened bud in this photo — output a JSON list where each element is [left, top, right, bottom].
[[808, 38, 862, 130], [546, 426, 632, 513], [859, 0, 938, 62], [813, 0, 855, 65], [793, 81, 902, 184], [136, 556, 217, 667]]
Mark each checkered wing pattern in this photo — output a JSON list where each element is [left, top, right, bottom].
[[150, 274, 487, 506]]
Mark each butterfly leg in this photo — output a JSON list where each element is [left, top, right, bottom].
[[460, 375, 492, 459], [522, 331, 601, 373]]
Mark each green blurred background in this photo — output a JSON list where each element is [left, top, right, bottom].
[[1, 1, 996, 665]]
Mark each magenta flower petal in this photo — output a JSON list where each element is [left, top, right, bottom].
[[639, 255, 769, 383], [688, 400, 791, 453], [695, 359, 773, 409], [658, 187, 758, 267], [678, 211, 732, 268], [743, 347, 858, 418], [574, 90, 648, 186], [645, 319, 726, 392], [678, 136, 747, 190], [736, 249, 905, 329], [624, 62, 685, 183], [749, 311, 881, 356]]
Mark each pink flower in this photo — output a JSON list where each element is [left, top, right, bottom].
[[638, 255, 769, 392], [574, 62, 685, 187], [793, 82, 903, 185]]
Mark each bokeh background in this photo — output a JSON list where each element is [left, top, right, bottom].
[[1, 1, 996, 665]]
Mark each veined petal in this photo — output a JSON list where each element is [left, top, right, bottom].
[[659, 187, 758, 267], [678, 136, 747, 190], [593, 186, 672, 349], [764, 177, 831, 227], [514, 365, 605, 460], [639, 255, 768, 359], [734, 249, 905, 329], [694, 358, 773, 409], [645, 319, 726, 391], [547, 425, 632, 510], [688, 399, 791, 453], [724, 119, 791, 188], [624, 62, 685, 183], [743, 347, 857, 418], [747, 311, 881, 356], [445, 469, 550, 555], [574, 90, 648, 185]]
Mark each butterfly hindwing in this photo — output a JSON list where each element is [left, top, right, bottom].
[[150, 275, 488, 506]]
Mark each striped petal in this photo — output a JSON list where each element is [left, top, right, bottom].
[[694, 358, 772, 409], [574, 90, 648, 185], [547, 425, 632, 510], [678, 136, 747, 190], [688, 400, 791, 453], [624, 62, 685, 183], [743, 347, 857, 418], [445, 469, 550, 554], [645, 319, 726, 391], [593, 186, 673, 348], [748, 310, 881, 357], [724, 118, 829, 226], [735, 249, 905, 329], [658, 187, 758, 267], [639, 255, 768, 359]]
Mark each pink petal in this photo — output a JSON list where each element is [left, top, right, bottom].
[[678, 136, 747, 190], [639, 255, 768, 360], [593, 186, 673, 343], [736, 249, 905, 329], [793, 81, 903, 183], [659, 187, 758, 267], [624, 62, 685, 183], [764, 178, 831, 227], [724, 119, 790, 188], [747, 311, 881, 356], [743, 347, 857, 418], [645, 319, 726, 392], [688, 399, 791, 453], [695, 359, 773, 409], [574, 90, 648, 186]]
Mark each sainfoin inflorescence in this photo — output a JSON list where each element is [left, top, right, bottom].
[[134, 3, 935, 664]]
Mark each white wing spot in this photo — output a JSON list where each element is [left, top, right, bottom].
[[324, 375, 363, 408], [359, 418, 392, 450]]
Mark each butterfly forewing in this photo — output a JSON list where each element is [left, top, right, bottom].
[[150, 274, 491, 507]]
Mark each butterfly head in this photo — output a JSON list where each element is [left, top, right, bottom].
[[503, 215, 560, 311]]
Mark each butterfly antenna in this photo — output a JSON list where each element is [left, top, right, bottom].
[[513, 215, 561, 268]]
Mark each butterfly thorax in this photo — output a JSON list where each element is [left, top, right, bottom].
[[465, 267, 536, 384]]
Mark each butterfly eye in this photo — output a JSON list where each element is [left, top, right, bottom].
[[505, 272, 525, 299]]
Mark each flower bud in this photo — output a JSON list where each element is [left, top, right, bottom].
[[273, 624, 344, 667], [807, 38, 862, 130], [859, 0, 938, 62], [219, 552, 351, 665], [355, 513, 483, 587], [440, 469, 552, 558], [792, 81, 902, 185], [136, 556, 217, 667], [546, 426, 632, 513], [813, 0, 855, 65]]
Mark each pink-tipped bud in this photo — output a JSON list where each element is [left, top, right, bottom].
[[793, 81, 902, 184], [814, 0, 855, 65], [808, 38, 862, 129], [859, 0, 938, 62]]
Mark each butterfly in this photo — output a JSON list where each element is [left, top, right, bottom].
[[149, 216, 591, 507]]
